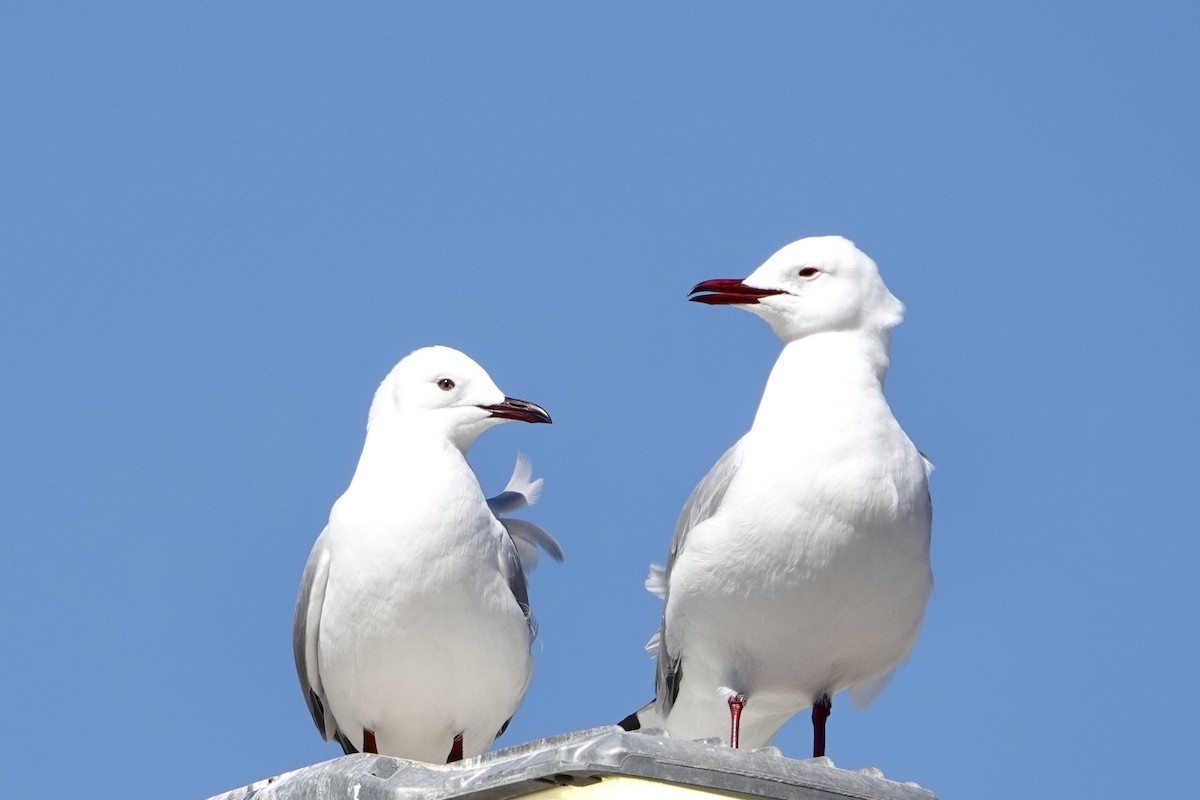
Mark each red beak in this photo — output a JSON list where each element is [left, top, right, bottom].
[[479, 397, 552, 424], [688, 279, 784, 305]]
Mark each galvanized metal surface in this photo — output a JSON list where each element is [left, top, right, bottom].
[[206, 727, 937, 800]]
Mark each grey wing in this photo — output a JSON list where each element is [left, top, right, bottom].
[[292, 529, 339, 742], [501, 518, 564, 572], [490, 453, 562, 572], [665, 440, 744, 575], [654, 439, 744, 716], [497, 522, 536, 642], [487, 491, 527, 516], [919, 451, 935, 523], [490, 454, 560, 641]]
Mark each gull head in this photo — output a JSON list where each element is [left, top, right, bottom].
[[689, 235, 904, 342], [368, 345, 550, 451]]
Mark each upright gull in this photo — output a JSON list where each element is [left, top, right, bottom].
[[620, 236, 932, 757], [293, 346, 562, 763]]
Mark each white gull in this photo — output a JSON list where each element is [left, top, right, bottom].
[[620, 236, 932, 757], [293, 345, 561, 763]]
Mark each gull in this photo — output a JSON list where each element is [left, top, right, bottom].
[[293, 346, 562, 763], [619, 236, 933, 758]]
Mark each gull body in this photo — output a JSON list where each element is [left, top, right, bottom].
[[293, 346, 561, 763], [623, 236, 932, 755]]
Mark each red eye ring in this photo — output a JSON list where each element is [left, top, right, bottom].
[[798, 267, 819, 278]]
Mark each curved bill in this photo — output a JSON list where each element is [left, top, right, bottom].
[[479, 397, 552, 424], [689, 278, 784, 305]]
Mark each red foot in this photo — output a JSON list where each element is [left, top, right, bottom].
[[727, 694, 746, 749], [447, 733, 464, 763], [362, 728, 378, 754]]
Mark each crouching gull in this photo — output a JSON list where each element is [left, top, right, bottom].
[[293, 346, 562, 763], [620, 236, 933, 758]]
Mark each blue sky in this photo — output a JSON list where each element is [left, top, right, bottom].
[[2, 3, 1197, 798]]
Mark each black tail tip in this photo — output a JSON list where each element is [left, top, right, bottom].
[[617, 712, 641, 732]]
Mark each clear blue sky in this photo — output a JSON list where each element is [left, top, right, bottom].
[[2, 4, 1197, 798]]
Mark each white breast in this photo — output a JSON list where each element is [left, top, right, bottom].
[[315, 443, 533, 761]]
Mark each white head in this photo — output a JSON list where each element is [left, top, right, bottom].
[[689, 236, 904, 342], [367, 345, 550, 452]]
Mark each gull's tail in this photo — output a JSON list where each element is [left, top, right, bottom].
[[617, 699, 664, 733], [619, 562, 673, 733]]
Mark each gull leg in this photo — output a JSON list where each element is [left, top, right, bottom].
[[447, 733, 464, 763], [362, 729, 378, 754], [811, 694, 831, 758], [727, 694, 747, 748]]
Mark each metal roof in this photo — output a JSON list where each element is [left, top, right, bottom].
[[206, 726, 938, 800]]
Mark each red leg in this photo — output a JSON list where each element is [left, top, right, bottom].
[[727, 694, 746, 749], [811, 694, 831, 758], [447, 733, 464, 763], [362, 729, 379, 754]]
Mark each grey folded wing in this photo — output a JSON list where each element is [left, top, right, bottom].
[[496, 517, 564, 641], [497, 529, 536, 641], [654, 439, 744, 716], [501, 518, 564, 569], [292, 529, 341, 742], [488, 453, 562, 639]]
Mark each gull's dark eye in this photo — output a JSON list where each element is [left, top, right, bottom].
[[437, 378, 455, 391], [798, 267, 819, 278]]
